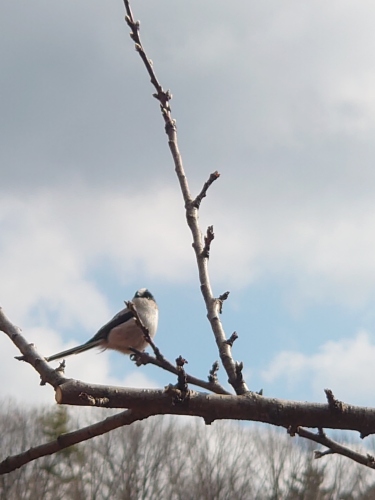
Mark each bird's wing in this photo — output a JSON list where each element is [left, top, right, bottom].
[[45, 309, 135, 362], [88, 308, 135, 343]]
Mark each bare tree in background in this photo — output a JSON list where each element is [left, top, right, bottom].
[[1, 401, 375, 499], [2, 0, 375, 479]]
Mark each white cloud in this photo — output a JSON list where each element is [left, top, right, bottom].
[[0, 194, 111, 329], [3, 0, 375, 312], [261, 331, 375, 405], [204, 192, 375, 310], [0, 184, 192, 322], [3, 176, 375, 324]]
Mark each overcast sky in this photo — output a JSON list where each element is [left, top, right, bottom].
[[2, 1, 375, 411]]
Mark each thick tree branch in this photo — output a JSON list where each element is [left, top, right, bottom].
[[51, 378, 375, 437]]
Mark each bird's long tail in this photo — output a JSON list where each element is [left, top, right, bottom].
[[45, 340, 102, 362]]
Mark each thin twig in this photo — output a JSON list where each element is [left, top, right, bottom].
[[294, 426, 375, 470], [125, 299, 162, 358], [193, 171, 220, 208], [125, 299, 230, 394], [130, 348, 230, 395]]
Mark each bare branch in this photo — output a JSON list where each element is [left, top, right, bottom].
[[122, 0, 249, 395], [52, 379, 375, 437], [0, 409, 151, 475], [295, 426, 375, 470], [0, 307, 67, 389]]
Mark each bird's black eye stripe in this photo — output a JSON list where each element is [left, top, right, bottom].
[[134, 289, 155, 301]]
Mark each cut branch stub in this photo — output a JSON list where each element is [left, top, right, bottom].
[[325, 389, 344, 413], [225, 332, 238, 347], [79, 392, 110, 407]]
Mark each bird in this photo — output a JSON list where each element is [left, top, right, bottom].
[[45, 288, 158, 362]]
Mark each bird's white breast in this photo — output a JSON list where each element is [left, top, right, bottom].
[[107, 297, 158, 354]]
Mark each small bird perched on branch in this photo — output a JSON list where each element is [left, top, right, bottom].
[[45, 288, 158, 362]]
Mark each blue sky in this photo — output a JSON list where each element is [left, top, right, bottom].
[[2, 0, 375, 409]]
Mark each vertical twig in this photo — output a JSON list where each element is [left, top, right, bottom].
[[123, 0, 249, 394]]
